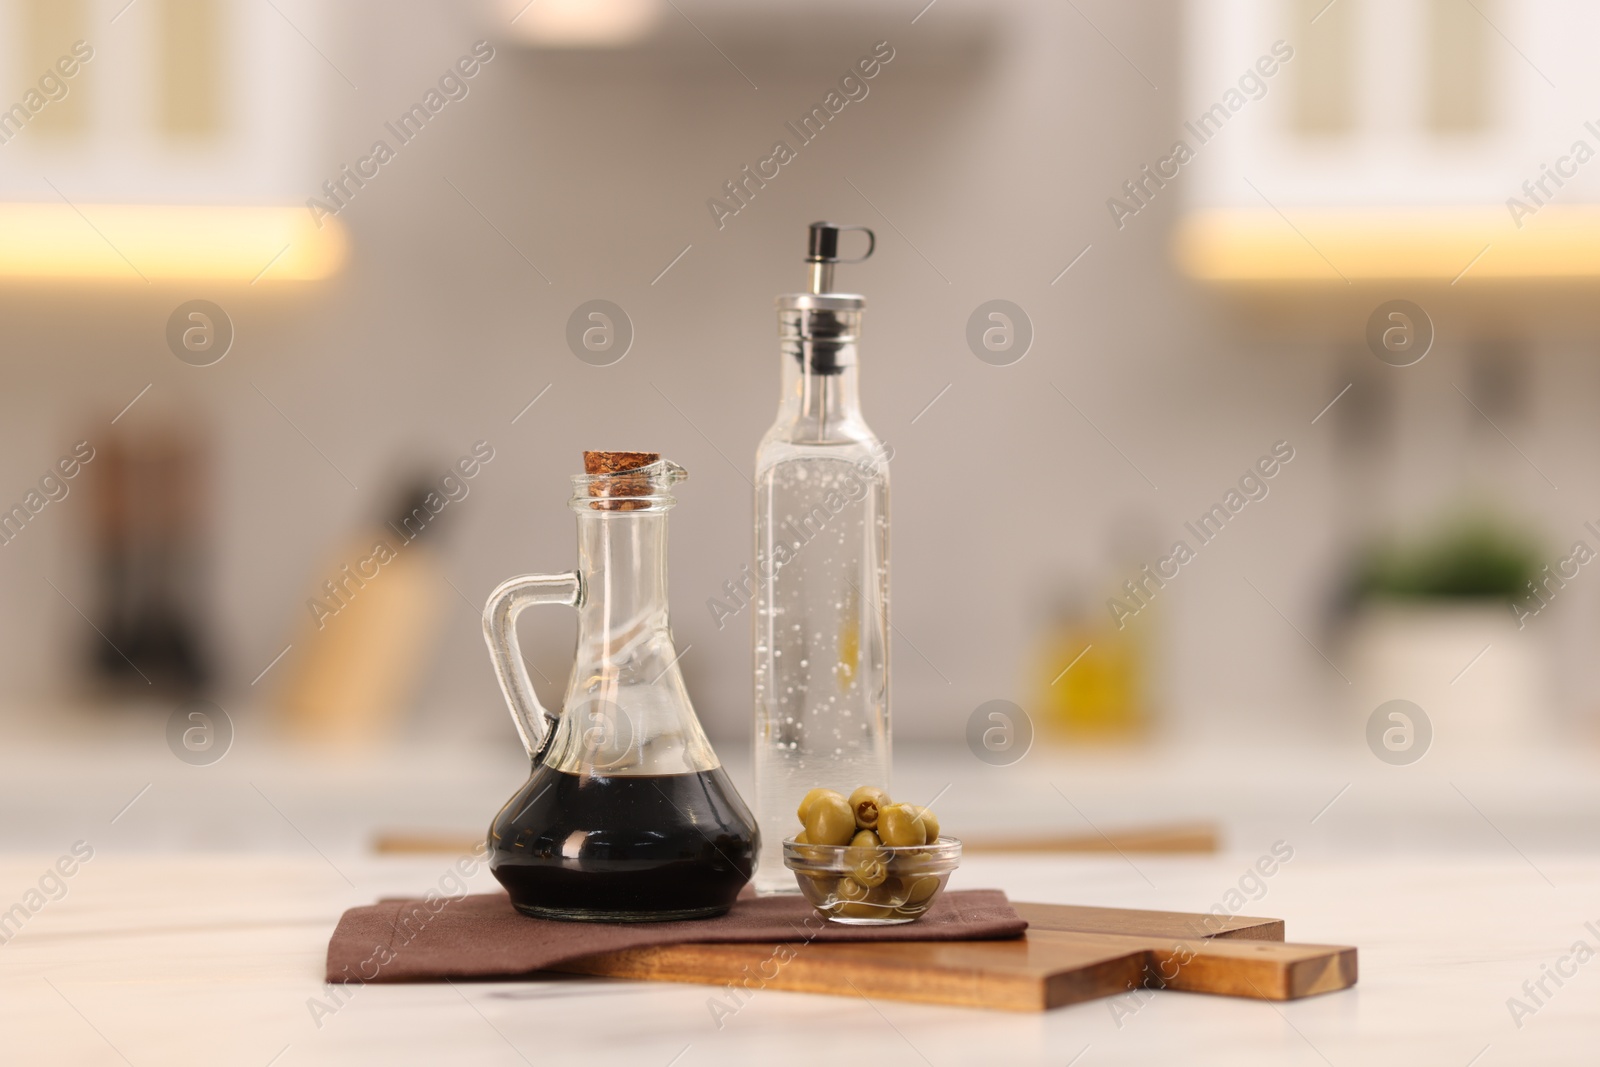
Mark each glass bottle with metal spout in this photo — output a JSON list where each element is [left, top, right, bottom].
[[483, 452, 758, 921], [752, 223, 890, 895]]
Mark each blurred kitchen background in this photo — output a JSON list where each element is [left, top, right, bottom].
[[4, 0, 1600, 851]]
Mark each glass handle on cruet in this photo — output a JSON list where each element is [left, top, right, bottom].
[[482, 571, 581, 761]]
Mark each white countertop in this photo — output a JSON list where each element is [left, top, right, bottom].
[[2, 850, 1598, 1066], [5, 720, 1600, 1064]]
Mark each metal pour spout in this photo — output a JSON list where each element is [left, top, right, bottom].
[[805, 221, 875, 294]]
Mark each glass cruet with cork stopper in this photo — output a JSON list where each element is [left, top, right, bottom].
[[752, 223, 891, 895], [482, 452, 758, 921]]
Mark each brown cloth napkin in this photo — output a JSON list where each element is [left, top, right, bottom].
[[326, 889, 1025, 983]]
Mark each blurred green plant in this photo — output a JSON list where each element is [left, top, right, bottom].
[[1350, 515, 1540, 601]]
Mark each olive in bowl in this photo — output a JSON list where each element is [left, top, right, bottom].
[[782, 837, 961, 924]]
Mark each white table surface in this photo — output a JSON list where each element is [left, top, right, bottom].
[[3, 850, 1597, 1067], [4, 719, 1600, 1065]]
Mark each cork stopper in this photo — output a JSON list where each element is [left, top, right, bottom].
[[583, 451, 659, 511]]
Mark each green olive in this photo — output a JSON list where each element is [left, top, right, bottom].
[[848, 786, 891, 830], [795, 871, 835, 900], [796, 787, 843, 825], [793, 839, 831, 865], [837, 899, 895, 919], [877, 877, 911, 907], [852, 862, 890, 888], [879, 803, 929, 847], [840, 881, 906, 919], [910, 806, 940, 843], [804, 793, 856, 846], [836, 876, 871, 902], [792, 829, 809, 845], [891, 849, 933, 878], [903, 875, 941, 906], [846, 830, 889, 887], [848, 829, 881, 850]]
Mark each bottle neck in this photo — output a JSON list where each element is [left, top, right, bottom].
[[574, 509, 670, 649], [544, 503, 718, 776], [774, 307, 869, 444]]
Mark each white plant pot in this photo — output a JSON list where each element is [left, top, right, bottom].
[[1345, 600, 1547, 758]]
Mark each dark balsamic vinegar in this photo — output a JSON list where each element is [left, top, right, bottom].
[[489, 766, 760, 922]]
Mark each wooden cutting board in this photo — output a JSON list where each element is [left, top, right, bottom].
[[553, 902, 1357, 1011]]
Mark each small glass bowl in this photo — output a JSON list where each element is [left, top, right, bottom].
[[782, 836, 961, 925]]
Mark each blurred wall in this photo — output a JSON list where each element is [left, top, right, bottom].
[[1, 0, 1595, 744]]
